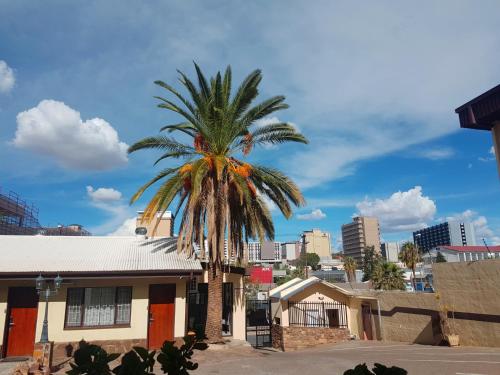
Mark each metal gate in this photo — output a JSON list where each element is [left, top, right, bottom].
[[246, 299, 272, 348]]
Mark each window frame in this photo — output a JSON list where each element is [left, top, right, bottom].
[[64, 286, 133, 330]]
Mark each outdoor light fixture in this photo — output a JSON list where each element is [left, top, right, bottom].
[[35, 274, 63, 344]]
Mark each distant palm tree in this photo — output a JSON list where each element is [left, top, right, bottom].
[[343, 256, 357, 283], [128, 63, 307, 342], [371, 262, 405, 290], [399, 242, 421, 290]]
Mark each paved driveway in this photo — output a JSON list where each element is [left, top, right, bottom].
[[190, 341, 500, 375]]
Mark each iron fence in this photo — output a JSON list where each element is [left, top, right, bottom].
[[288, 301, 348, 328]]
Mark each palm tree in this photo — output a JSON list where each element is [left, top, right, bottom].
[[371, 262, 405, 290], [343, 256, 357, 283], [128, 63, 307, 342], [399, 242, 421, 290]]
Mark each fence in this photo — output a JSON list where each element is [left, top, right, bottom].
[[288, 301, 348, 328]]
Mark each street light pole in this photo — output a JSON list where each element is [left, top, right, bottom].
[[36, 275, 63, 344]]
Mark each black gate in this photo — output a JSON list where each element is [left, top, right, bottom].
[[246, 299, 272, 348]]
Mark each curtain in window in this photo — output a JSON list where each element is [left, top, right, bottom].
[[99, 287, 116, 326], [115, 287, 132, 325], [83, 288, 102, 326], [66, 288, 83, 327]]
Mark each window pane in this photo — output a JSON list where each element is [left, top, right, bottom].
[[99, 287, 116, 326], [83, 288, 102, 326], [66, 288, 83, 327], [115, 287, 132, 325]]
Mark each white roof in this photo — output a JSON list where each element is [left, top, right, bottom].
[[278, 276, 355, 301], [0, 236, 202, 275], [269, 278, 302, 298]]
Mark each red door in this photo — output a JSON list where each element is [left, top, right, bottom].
[[148, 284, 175, 349], [4, 287, 39, 357], [362, 304, 373, 340]]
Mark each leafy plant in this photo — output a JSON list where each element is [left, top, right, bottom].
[[67, 340, 119, 375], [343, 363, 407, 375], [435, 251, 447, 263], [157, 334, 208, 375], [371, 262, 406, 291], [362, 246, 382, 281], [112, 347, 156, 375]]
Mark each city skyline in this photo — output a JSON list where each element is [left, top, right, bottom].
[[1, 1, 500, 247]]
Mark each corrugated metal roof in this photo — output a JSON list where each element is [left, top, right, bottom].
[[0, 236, 202, 274], [279, 277, 357, 301], [438, 245, 500, 253], [269, 278, 302, 298]]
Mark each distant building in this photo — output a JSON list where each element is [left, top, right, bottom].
[[0, 188, 40, 235], [281, 241, 300, 261], [40, 224, 91, 236], [301, 229, 332, 259], [136, 211, 174, 238], [413, 221, 476, 252], [423, 245, 500, 263], [381, 242, 400, 263], [246, 241, 281, 263], [341, 217, 381, 264]]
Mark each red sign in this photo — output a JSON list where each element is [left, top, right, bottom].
[[249, 266, 273, 284]]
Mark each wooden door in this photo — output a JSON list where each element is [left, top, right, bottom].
[[4, 287, 39, 357], [362, 304, 373, 340], [148, 284, 175, 349]]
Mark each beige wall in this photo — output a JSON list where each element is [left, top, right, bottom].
[[375, 291, 438, 345], [0, 277, 187, 347], [303, 229, 331, 259], [433, 260, 500, 347], [136, 211, 174, 238]]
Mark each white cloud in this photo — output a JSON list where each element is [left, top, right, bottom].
[[13, 100, 128, 170], [297, 208, 326, 221], [490, 146, 495, 156], [84, 186, 134, 235], [86, 185, 122, 202], [0, 60, 15, 93], [445, 210, 500, 245], [417, 148, 454, 160], [478, 146, 497, 162], [356, 186, 436, 232], [108, 217, 137, 236]]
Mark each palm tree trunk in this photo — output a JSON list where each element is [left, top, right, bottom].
[[205, 260, 223, 342], [412, 268, 416, 291]]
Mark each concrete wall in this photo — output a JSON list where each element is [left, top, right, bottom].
[[375, 291, 439, 345], [433, 260, 500, 347]]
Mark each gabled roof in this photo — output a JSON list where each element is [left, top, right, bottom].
[[0, 235, 202, 276], [277, 277, 356, 301], [436, 245, 500, 253], [269, 278, 302, 298]]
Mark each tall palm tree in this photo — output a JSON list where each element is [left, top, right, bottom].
[[371, 262, 405, 290], [128, 64, 307, 342], [399, 242, 421, 290], [343, 256, 357, 283]]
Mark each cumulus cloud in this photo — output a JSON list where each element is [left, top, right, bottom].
[[478, 146, 497, 162], [445, 210, 500, 245], [297, 208, 327, 221], [417, 148, 455, 160], [0, 60, 15, 93], [85, 186, 134, 235], [108, 217, 137, 236], [13, 100, 128, 170], [86, 186, 122, 202], [356, 186, 436, 232], [490, 146, 496, 156]]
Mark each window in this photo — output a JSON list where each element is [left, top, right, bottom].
[[65, 287, 132, 328]]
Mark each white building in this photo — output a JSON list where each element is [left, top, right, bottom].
[[246, 241, 282, 263], [381, 242, 400, 263], [423, 245, 500, 263], [281, 242, 300, 261]]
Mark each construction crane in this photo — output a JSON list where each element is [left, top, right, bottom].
[[482, 238, 493, 258]]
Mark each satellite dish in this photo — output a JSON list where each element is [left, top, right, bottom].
[[135, 227, 147, 235]]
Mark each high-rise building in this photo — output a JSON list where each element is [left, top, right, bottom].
[[341, 217, 381, 264], [136, 211, 174, 238], [381, 242, 400, 263], [246, 241, 282, 263], [413, 221, 476, 252], [301, 229, 332, 259], [281, 241, 301, 261]]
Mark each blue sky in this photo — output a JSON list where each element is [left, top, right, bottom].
[[1, 0, 500, 249]]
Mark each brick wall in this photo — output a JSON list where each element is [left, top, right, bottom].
[[52, 339, 148, 365], [272, 324, 348, 351]]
